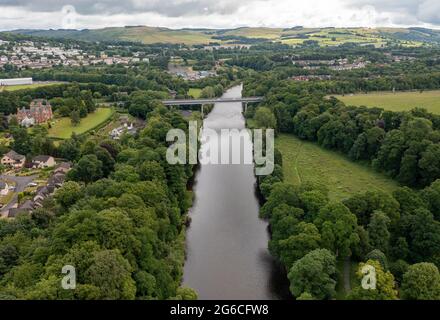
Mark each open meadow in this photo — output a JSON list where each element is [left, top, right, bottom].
[[335, 90, 440, 114], [0, 82, 62, 92], [276, 134, 399, 201], [48, 108, 114, 139]]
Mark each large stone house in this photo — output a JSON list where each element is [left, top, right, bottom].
[[1, 150, 26, 169], [16, 99, 53, 127]]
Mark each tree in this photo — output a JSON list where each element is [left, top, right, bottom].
[[401, 263, 440, 300], [260, 183, 301, 218], [421, 179, 440, 220], [84, 249, 136, 300], [349, 259, 398, 300], [55, 181, 83, 208], [254, 107, 277, 129], [277, 222, 321, 268], [70, 110, 81, 126], [10, 126, 31, 155], [139, 161, 166, 182], [288, 249, 337, 300], [373, 129, 406, 177], [399, 208, 440, 263], [175, 287, 198, 300], [368, 211, 390, 254], [299, 190, 329, 222], [314, 202, 359, 257], [419, 144, 440, 186], [365, 249, 388, 270], [68, 154, 103, 184]]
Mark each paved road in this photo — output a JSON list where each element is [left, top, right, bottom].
[[162, 96, 263, 106], [0, 174, 37, 213]]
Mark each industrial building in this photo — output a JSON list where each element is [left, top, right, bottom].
[[0, 78, 33, 86]]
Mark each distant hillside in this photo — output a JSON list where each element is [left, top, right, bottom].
[[7, 26, 440, 46]]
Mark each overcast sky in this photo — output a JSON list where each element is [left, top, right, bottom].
[[1, 0, 440, 30]]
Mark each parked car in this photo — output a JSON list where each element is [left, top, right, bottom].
[[27, 182, 38, 187]]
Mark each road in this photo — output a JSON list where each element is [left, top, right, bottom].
[[0, 174, 37, 213], [162, 96, 263, 106]]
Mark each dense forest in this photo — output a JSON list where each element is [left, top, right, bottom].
[[246, 70, 440, 300], [0, 105, 200, 299]]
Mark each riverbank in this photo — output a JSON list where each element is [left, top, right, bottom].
[[183, 85, 289, 299]]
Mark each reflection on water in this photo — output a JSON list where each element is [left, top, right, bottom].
[[183, 85, 290, 300]]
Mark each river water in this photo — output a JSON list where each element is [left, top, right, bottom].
[[183, 85, 289, 300]]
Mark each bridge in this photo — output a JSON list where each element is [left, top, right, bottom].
[[161, 96, 263, 116]]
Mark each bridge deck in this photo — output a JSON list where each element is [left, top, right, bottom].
[[161, 97, 263, 106]]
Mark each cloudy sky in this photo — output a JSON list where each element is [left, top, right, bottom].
[[0, 0, 440, 30]]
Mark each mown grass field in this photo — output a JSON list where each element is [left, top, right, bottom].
[[276, 134, 399, 201], [335, 90, 440, 115], [48, 108, 114, 139], [0, 82, 61, 92]]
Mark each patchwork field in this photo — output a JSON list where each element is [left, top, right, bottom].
[[48, 108, 114, 139], [11, 26, 435, 47], [335, 90, 440, 115], [276, 134, 399, 201]]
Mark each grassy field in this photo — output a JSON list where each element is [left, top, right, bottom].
[[188, 88, 202, 98], [0, 82, 61, 92], [48, 108, 114, 139], [15, 26, 432, 46], [335, 90, 440, 115], [276, 134, 399, 201]]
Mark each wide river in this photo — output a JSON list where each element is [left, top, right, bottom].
[[183, 85, 290, 299]]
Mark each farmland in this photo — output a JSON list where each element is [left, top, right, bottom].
[[48, 108, 114, 139], [335, 90, 440, 115], [276, 134, 399, 201]]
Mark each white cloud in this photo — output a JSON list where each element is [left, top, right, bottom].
[[0, 0, 440, 31]]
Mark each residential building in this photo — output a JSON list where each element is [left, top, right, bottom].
[[16, 99, 53, 126], [1, 150, 26, 169], [31, 155, 56, 169]]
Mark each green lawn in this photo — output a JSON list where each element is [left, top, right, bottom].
[[276, 134, 399, 201], [0, 82, 62, 92], [188, 88, 202, 98], [335, 90, 440, 115], [48, 108, 114, 139]]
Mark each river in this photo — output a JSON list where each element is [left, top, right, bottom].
[[183, 85, 290, 300]]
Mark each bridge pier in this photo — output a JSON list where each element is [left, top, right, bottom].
[[243, 102, 248, 113], [201, 104, 204, 118]]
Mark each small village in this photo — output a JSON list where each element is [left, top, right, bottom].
[[0, 149, 71, 219]]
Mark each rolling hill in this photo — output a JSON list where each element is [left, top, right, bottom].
[[6, 26, 440, 46]]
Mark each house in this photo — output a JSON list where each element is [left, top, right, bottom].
[[7, 200, 34, 217], [54, 162, 72, 174], [47, 173, 66, 188], [1, 150, 26, 169], [32, 155, 56, 169], [110, 123, 137, 140], [0, 181, 9, 196]]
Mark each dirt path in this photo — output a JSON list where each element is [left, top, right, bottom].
[[343, 256, 351, 293]]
